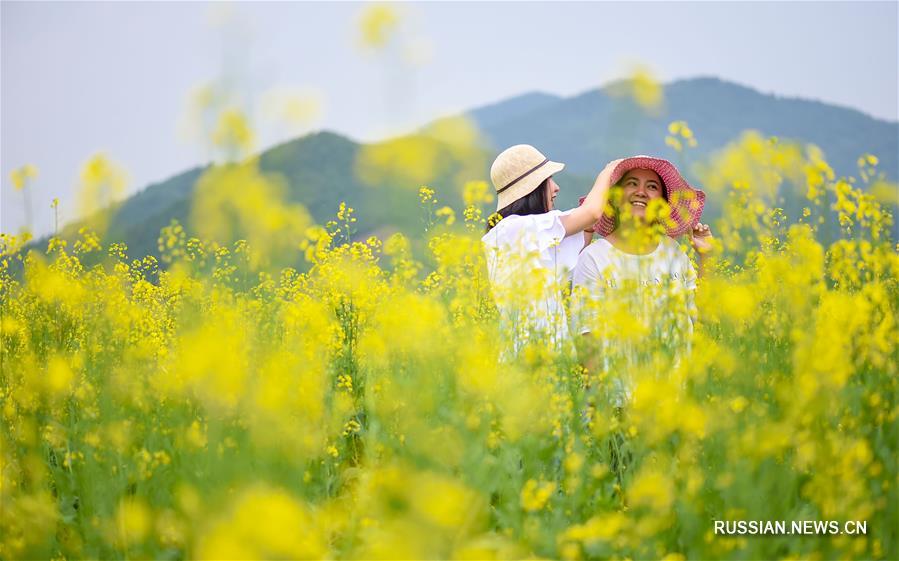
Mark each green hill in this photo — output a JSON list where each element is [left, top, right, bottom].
[[31, 77, 899, 261]]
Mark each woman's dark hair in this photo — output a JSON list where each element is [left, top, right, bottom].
[[485, 179, 550, 232]]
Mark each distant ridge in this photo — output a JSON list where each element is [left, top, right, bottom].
[[477, 76, 897, 184], [37, 77, 899, 260], [468, 92, 563, 129]]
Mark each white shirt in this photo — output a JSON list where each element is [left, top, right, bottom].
[[572, 237, 696, 305], [481, 210, 584, 354], [571, 236, 697, 403]]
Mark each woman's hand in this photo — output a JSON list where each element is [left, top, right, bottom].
[[561, 159, 623, 237], [690, 222, 714, 255], [595, 159, 624, 188]]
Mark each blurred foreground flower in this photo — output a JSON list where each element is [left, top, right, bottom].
[[358, 4, 399, 50], [190, 160, 311, 270], [355, 116, 487, 190], [10, 163, 38, 192], [211, 108, 255, 160], [77, 154, 128, 235], [666, 120, 698, 152], [261, 88, 323, 130], [9, 163, 38, 233], [609, 64, 664, 114]]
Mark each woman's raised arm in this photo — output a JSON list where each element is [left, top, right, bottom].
[[560, 159, 623, 237]]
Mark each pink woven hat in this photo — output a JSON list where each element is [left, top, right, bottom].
[[585, 156, 705, 237]]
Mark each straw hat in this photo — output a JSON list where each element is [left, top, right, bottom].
[[491, 145, 565, 211], [592, 155, 706, 238]]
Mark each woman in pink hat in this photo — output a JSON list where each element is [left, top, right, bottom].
[[571, 156, 713, 401], [481, 144, 622, 355], [575, 155, 713, 279]]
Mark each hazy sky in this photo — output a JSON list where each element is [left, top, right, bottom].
[[3, 1, 897, 236]]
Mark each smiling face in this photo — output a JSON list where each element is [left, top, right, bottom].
[[618, 168, 664, 220], [545, 177, 560, 211]]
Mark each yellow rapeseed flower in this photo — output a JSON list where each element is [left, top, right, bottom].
[[358, 4, 399, 49], [520, 479, 556, 512], [10, 163, 38, 191]]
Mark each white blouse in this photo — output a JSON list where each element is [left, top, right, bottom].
[[570, 236, 697, 404], [480, 210, 584, 354]]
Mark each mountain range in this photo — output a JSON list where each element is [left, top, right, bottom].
[[39, 77, 899, 261]]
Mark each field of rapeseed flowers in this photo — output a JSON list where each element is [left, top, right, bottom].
[[2, 124, 896, 561]]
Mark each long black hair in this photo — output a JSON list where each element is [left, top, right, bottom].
[[485, 178, 550, 232]]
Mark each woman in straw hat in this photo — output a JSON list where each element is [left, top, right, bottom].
[[481, 144, 621, 354], [571, 156, 713, 403]]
